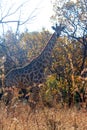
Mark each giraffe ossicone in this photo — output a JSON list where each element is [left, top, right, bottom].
[[4, 24, 65, 88]]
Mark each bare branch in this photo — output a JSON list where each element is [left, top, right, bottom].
[[1, 0, 29, 20], [0, 20, 19, 24], [1, 5, 14, 21]]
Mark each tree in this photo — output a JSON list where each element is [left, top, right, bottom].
[[44, 36, 86, 107], [0, 0, 39, 36], [0, 29, 51, 75], [52, 0, 87, 71], [0, 0, 41, 73], [0, 0, 40, 55]]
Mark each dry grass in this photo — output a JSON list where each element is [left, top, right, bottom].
[[0, 100, 87, 130]]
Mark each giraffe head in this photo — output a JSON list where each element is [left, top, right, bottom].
[[52, 23, 65, 37]]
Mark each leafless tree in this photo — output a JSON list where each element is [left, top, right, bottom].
[[0, 0, 40, 36], [0, 0, 41, 74]]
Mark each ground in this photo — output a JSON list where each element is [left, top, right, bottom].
[[0, 101, 87, 130]]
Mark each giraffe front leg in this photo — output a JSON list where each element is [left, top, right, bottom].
[[27, 84, 41, 107]]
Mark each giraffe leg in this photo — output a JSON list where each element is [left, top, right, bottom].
[[27, 84, 41, 109]]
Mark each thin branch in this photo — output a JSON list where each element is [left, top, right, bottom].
[[1, 0, 29, 20], [63, 29, 82, 43], [0, 20, 19, 24], [19, 6, 39, 25], [1, 6, 14, 21], [20, 16, 36, 25]]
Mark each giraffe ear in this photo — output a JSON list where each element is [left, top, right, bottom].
[[51, 23, 58, 31], [51, 26, 56, 30]]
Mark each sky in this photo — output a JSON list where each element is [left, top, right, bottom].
[[0, 0, 54, 33], [25, 0, 54, 32], [0, 0, 77, 34]]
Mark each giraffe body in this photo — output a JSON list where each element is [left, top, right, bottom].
[[4, 56, 16, 75], [4, 24, 65, 88], [4, 57, 45, 87]]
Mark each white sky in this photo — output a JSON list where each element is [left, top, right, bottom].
[[0, 0, 77, 33], [0, 0, 54, 33], [26, 0, 54, 32]]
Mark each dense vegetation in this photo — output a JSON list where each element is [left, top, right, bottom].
[[0, 0, 87, 110], [0, 28, 86, 109], [0, 1, 87, 130]]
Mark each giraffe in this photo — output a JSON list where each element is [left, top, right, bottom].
[[4, 24, 65, 89], [4, 56, 16, 75], [0, 43, 16, 75]]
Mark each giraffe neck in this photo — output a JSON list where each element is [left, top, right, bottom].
[[43, 33, 57, 52], [38, 32, 58, 65]]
